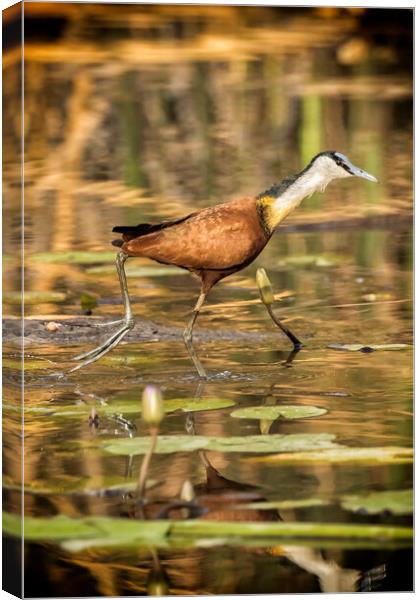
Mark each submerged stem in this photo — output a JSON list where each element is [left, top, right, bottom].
[[266, 304, 303, 349]]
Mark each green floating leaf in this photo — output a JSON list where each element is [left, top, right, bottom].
[[3, 512, 97, 540], [98, 354, 156, 367], [165, 398, 236, 413], [243, 491, 414, 515], [86, 265, 187, 277], [242, 498, 329, 510], [341, 489, 413, 516], [249, 446, 413, 465], [103, 433, 338, 456], [104, 436, 208, 455], [6, 397, 235, 418], [328, 343, 412, 352], [3, 513, 171, 549], [3, 476, 156, 497], [4, 291, 67, 305], [231, 405, 327, 421], [2, 513, 412, 552], [172, 519, 412, 543], [28, 251, 117, 264], [278, 254, 342, 268]]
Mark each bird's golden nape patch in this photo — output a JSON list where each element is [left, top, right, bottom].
[[257, 194, 296, 233], [258, 193, 306, 231], [257, 195, 275, 207], [256, 195, 276, 234]]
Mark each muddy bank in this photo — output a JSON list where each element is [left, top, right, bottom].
[[3, 316, 273, 348]]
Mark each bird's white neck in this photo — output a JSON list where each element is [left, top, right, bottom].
[[259, 159, 348, 231]]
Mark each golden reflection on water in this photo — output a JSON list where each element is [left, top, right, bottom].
[[2, 4, 413, 596]]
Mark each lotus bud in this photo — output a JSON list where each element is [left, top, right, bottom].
[[256, 268, 274, 305], [142, 385, 164, 426], [180, 479, 195, 503]]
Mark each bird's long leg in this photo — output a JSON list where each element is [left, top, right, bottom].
[[72, 251, 133, 361], [183, 291, 207, 379], [95, 319, 125, 327], [266, 304, 303, 349], [69, 252, 134, 372]]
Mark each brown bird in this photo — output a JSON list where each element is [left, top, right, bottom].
[[70, 151, 377, 377]]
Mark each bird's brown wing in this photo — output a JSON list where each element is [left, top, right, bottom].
[[120, 197, 268, 270]]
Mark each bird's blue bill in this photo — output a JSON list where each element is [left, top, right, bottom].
[[348, 163, 378, 182], [335, 152, 378, 182]]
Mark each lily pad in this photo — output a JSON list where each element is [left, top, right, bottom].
[[2, 513, 412, 552], [341, 489, 413, 515], [6, 397, 235, 418], [242, 498, 329, 510], [4, 291, 68, 304], [98, 354, 158, 367], [165, 398, 236, 413], [103, 433, 339, 456], [278, 254, 342, 268], [28, 251, 117, 264], [3, 475, 156, 497], [86, 265, 186, 277], [3, 513, 171, 548], [231, 405, 327, 421], [172, 520, 412, 543], [248, 446, 413, 465], [328, 343, 412, 352]]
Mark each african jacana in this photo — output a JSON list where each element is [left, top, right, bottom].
[[70, 151, 377, 377]]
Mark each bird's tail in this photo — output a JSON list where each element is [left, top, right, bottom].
[[111, 215, 193, 248], [112, 225, 146, 235], [111, 224, 150, 247]]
